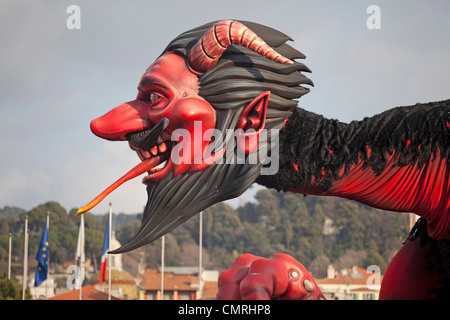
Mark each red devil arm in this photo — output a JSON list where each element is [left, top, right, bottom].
[[216, 253, 325, 300], [320, 147, 449, 239], [258, 100, 450, 239]]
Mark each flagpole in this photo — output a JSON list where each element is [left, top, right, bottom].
[[198, 211, 203, 299], [99, 207, 110, 295], [46, 212, 50, 299], [108, 203, 112, 300], [79, 214, 82, 300], [161, 235, 165, 300], [22, 215, 28, 300], [78, 214, 85, 300], [8, 232, 12, 280]]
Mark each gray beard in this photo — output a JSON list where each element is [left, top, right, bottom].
[[110, 161, 261, 254]]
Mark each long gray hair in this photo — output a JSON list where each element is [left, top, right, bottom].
[[111, 20, 313, 253]]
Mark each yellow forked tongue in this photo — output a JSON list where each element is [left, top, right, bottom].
[[77, 156, 162, 215]]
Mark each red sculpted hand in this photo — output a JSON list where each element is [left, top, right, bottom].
[[216, 253, 326, 300]]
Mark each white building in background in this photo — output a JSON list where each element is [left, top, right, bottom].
[[93, 231, 138, 299], [29, 276, 56, 300], [316, 265, 383, 300], [109, 231, 123, 271]]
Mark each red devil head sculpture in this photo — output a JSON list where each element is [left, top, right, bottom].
[[78, 20, 312, 253]]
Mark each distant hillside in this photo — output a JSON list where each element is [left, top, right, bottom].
[[91, 212, 141, 229], [0, 206, 26, 220], [0, 191, 410, 279]]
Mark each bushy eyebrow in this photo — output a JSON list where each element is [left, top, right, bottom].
[[139, 77, 170, 92]]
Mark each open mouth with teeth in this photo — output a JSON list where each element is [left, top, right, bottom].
[[130, 140, 172, 185], [127, 118, 173, 185], [77, 118, 172, 215]]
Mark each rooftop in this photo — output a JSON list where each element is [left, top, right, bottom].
[[48, 284, 121, 300], [137, 269, 199, 292], [317, 265, 383, 286]]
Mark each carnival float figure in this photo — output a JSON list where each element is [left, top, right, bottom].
[[78, 20, 450, 299]]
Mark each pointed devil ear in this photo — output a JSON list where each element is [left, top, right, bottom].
[[236, 91, 270, 154]]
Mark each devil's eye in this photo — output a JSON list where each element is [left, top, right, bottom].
[[147, 92, 168, 110], [149, 93, 160, 104]]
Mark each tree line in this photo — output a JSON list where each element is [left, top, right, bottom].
[[0, 189, 410, 283]]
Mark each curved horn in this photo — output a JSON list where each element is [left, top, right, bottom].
[[188, 20, 293, 74]]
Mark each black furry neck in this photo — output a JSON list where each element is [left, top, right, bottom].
[[256, 99, 450, 192]]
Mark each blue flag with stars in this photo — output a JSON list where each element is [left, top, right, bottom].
[[35, 221, 49, 286]]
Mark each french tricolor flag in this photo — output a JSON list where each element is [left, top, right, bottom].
[[99, 216, 109, 285]]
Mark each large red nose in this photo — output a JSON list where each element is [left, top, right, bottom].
[[90, 99, 150, 141]]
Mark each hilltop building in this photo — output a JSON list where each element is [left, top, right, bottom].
[[316, 265, 383, 300]]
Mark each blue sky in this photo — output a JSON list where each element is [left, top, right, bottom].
[[0, 0, 449, 215]]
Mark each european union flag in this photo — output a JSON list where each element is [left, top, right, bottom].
[[34, 222, 49, 286]]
